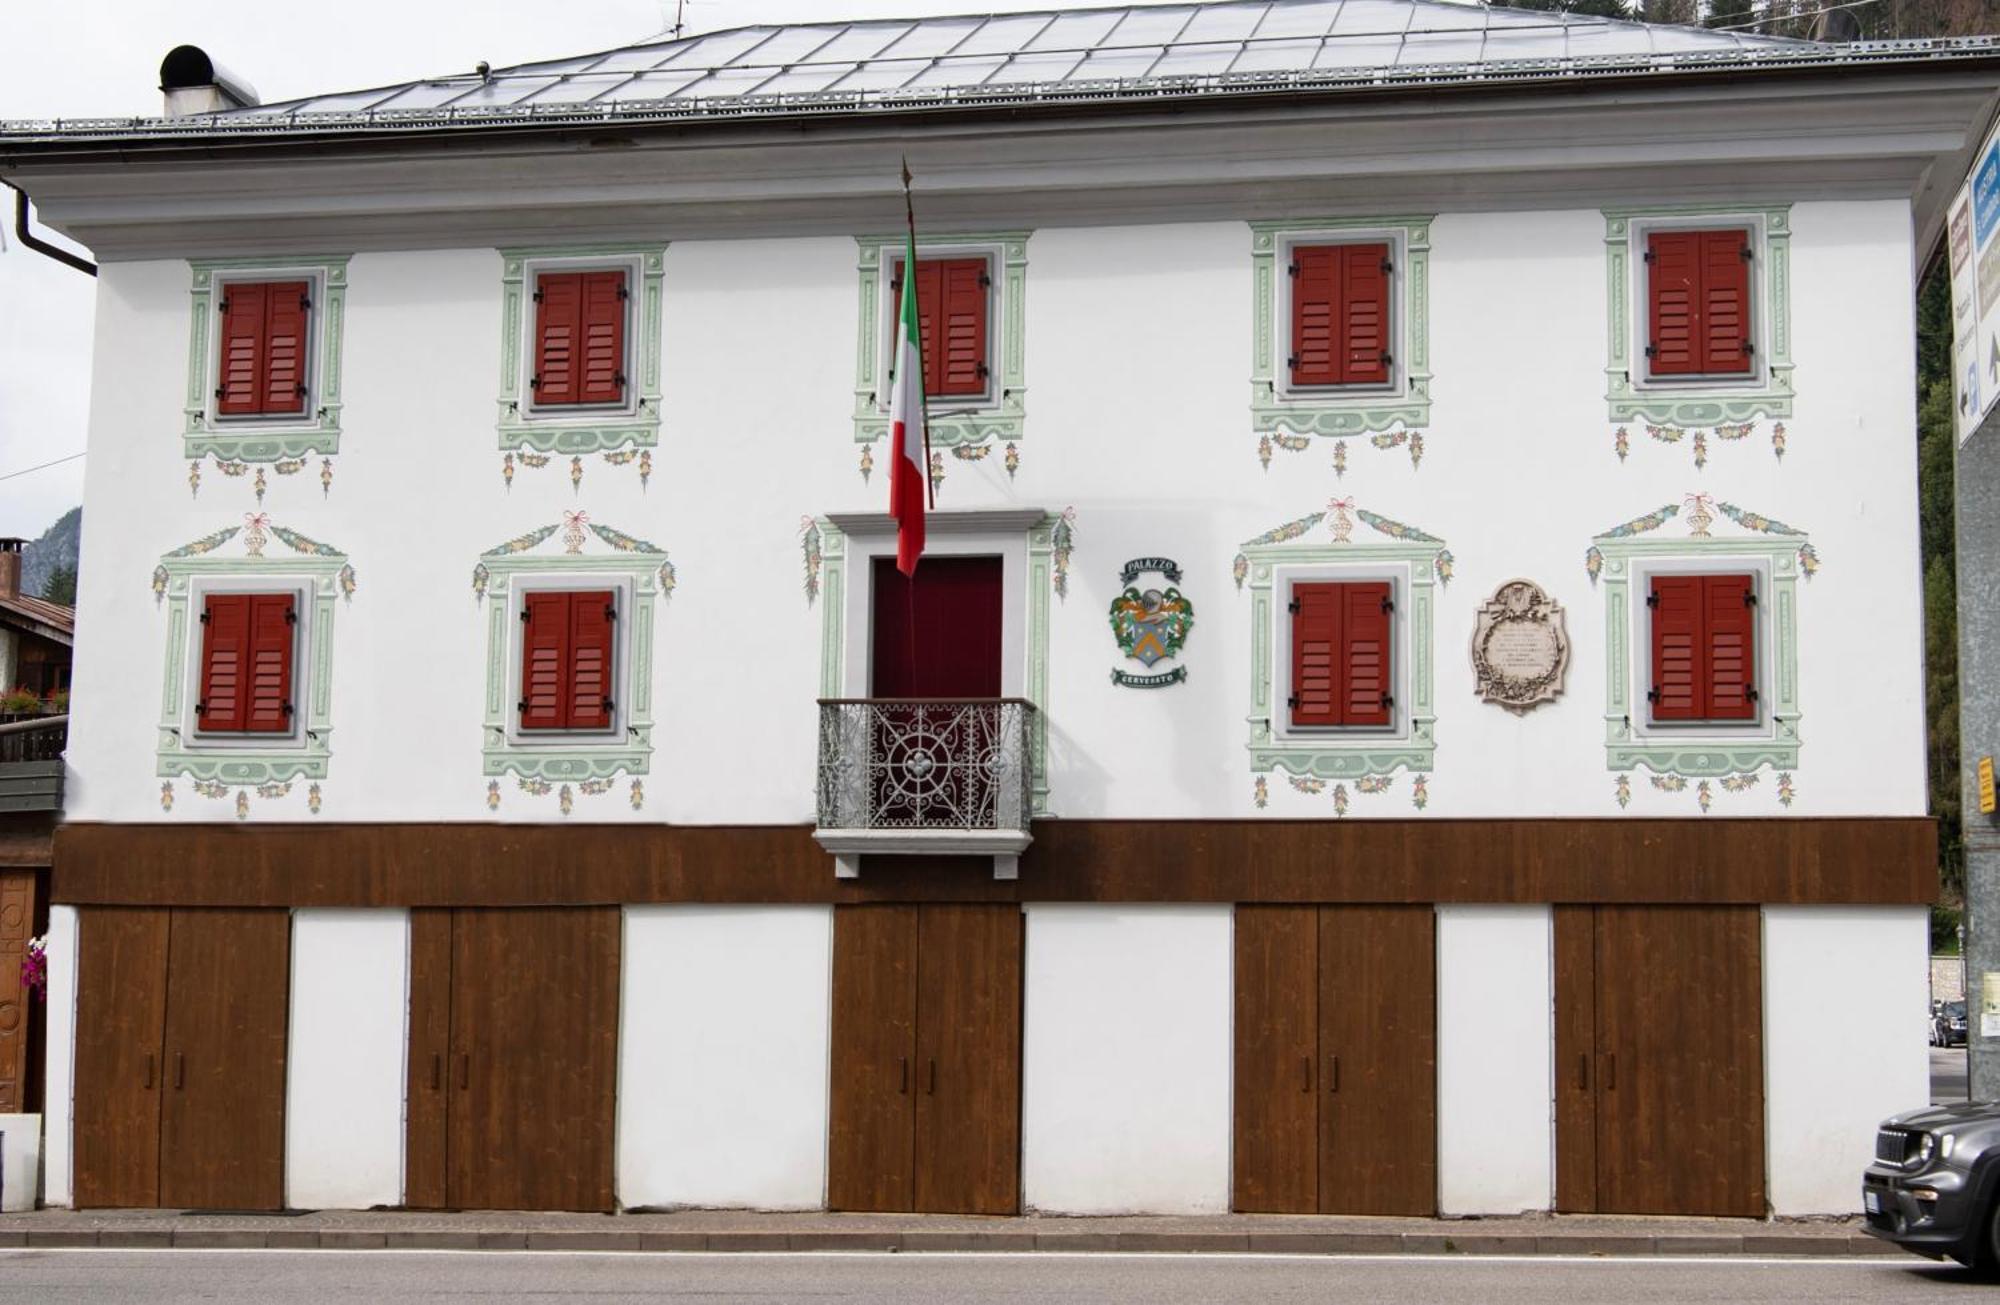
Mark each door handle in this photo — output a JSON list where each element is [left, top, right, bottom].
[[1301, 1055, 1312, 1094], [1328, 1054, 1340, 1094], [1578, 1053, 1590, 1092], [143, 1054, 154, 1090], [927, 1058, 937, 1096], [1604, 1053, 1617, 1091], [174, 1053, 185, 1091], [459, 1053, 470, 1091], [430, 1053, 442, 1092], [899, 1057, 909, 1095]]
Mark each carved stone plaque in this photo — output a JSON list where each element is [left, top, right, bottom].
[[1472, 579, 1569, 714]]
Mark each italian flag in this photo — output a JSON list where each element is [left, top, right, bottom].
[[889, 227, 929, 576]]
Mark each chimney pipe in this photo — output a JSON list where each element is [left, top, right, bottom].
[[0, 539, 25, 603], [159, 46, 260, 118]]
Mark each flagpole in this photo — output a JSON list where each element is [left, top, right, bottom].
[[901, 157, 936, 512]]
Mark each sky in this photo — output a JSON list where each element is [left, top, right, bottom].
[[0, 0, 1222, 547]]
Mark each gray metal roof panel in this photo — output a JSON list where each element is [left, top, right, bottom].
[[4, 0, 1994, 145]]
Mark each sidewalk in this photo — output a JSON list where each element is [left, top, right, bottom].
[[0, 1208, 1904, 1257]]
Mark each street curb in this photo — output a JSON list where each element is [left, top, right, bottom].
[[0, 1227, 1911, 1257]]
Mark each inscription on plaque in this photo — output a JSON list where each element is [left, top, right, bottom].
[[1471, 579, 1570, 714]]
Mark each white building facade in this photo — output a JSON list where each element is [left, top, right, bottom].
[[4, 0, 1994, 1217]]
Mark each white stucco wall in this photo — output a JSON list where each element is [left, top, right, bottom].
[[61, 199, 1924, 827], [1764, 906, 1930, 1215], [284, 909, 407, 1210], [1022, 904, 1231, 1214], [617, 906, 831, 1210], [1436, 905, 1553, 1215], [40, 905, 75, 1208]]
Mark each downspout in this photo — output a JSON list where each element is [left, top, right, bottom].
[[8, 185, 96, 277]]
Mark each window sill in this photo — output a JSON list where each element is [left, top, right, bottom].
[[1251, 383, 1431, 439], [483, 735, 652, 782], [1606, 719, 1800, 778], [498, 406, 659, 455], [1250, 721, 1437, 780], [1607, 369, 1793, 426], [184, 418, 341, 462], [157, 735, 330, 785], [853, 397, 1023, 450]]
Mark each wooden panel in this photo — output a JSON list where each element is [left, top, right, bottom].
[[0, 869, 36, 1113], [403, 909, 451, 1210], [1593, 906, 1764, 1217], [73, 908, 169, 1208], [1318, 906, 1435, 1216], [828, 904, 918, 1212], [52, 819, 1940, 909], [1232, 905, 1318, 1213], [914, 904, 1022, 1215], [447, 908, 619, 1213], [1552, 904, 1598, 1214], [159, 909, 290, 1211]]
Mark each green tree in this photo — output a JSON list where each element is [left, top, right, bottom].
[[39, 564, 75, 608]]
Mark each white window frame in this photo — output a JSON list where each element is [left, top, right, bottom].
[[181, 576, 312, 749], [1269, 564, 1411, 743], [1626, 213, 1769, 392], [1271, 229, 1407, 403], [517, 252, 645, 422], [502, 574, 635, 748], [877, 243, 1003, 414], [1626, 557, 1773, 739]]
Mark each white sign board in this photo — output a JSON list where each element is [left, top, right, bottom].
[[1950, 114, 2000, 445]]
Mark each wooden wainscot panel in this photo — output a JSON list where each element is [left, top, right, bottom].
[[54, 818, 1936, 908]]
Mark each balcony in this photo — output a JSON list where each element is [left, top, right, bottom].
[[0, 715, 66, 812], [814, 698, 1035, 880]]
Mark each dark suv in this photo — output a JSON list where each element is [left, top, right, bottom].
[[1867, 1103, 2000, 1268]]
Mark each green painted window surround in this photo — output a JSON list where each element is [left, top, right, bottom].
[[156, 544, 350, 786], [1241, 542, 1441, 780], [1249, 217, 1433, 440], [496, 245, 666, 455], [813, 511, 1054, 817], [182, 257, 350, 462], [1603, 205, 1794, 426], [1595, 536, 1803, 777], [851, 233, 1029, 451], [479, 550, 664, 783]]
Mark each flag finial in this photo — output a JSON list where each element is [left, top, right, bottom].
[[900, 155, 913, 191]]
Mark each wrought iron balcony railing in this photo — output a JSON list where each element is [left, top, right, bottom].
[[815, 698, 1035, 879]]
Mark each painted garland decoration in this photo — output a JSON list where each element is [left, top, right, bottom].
[[1611, 420, 1785, 468], [188, 455, 335, 502], [1258, 426, 1424, 474]]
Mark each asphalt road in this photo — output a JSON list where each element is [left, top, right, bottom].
[[0, 1250, 1980, 1304], [1935, 1045, 1970, 1103]]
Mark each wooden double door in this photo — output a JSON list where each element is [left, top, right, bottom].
[[1556, 905, 1765, 1216], [73, 908, 290, 1210], [829, 904, 1022, 1214], [1233, 905, 1436, 1215], [406, 908, 619, 1213]]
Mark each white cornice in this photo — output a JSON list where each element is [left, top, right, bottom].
[[4, 71, 1992, 261]]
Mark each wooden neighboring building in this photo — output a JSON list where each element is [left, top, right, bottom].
[[2, 1, 1991, 1217]]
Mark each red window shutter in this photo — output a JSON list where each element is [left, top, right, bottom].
[[892, 260, 943, 396], [533, 272, 583, 406], [576, 270, 628, 405], [1289, 245, 1341, 386], [519, 592, 571, 730], [1648, 575, 1704, 720], [934, 258, 989, 397], [243, 593, 297, 733], [1698, 230, 1752, 375], [567, 591, 616, 730], [1341, 581, 1393, 727], [216, 283, 269, 415], [258, 281, 311, 416], [1289, 583, 1344, 728], [1703, 574, 1757, 720], [1339, 244, 1391, 386], [197, 593, 251, 731], [1647, 231, 1700, 377]]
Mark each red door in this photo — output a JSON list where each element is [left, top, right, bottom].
[[871, 557, 1003, 698], [867, 557, 1005, 829]]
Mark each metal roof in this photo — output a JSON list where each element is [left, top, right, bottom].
[[4, 0, 1996, 142]]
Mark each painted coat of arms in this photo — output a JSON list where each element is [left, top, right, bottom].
[[1110, 559, 1194, 687]]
